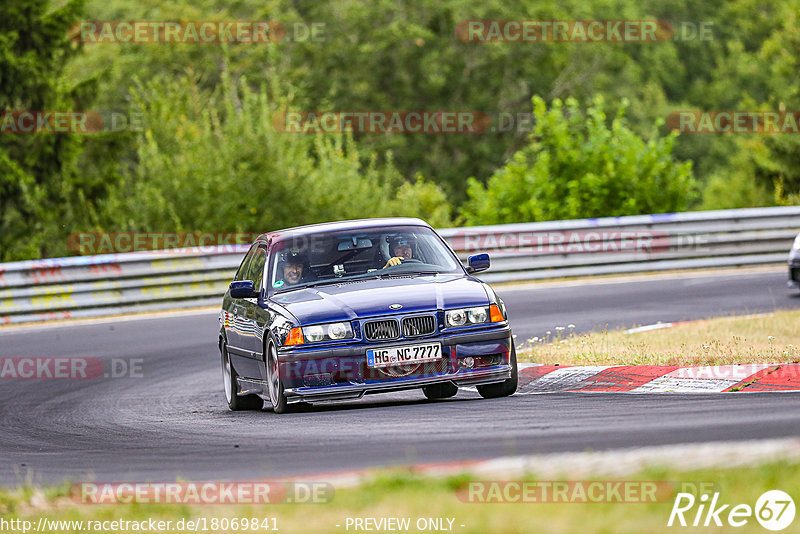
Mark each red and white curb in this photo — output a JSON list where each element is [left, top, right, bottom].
[[516, 363, 800, 393]]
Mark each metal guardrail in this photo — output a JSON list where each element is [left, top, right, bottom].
[[439, 206, 800, 283], [1, 207, 798, 324]]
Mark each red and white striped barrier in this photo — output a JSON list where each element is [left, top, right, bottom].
[[516, 363, 800, 393]]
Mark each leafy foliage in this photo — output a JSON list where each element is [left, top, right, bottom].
[[102, 72, 452, 234], [461, 96, 695, 224], [0, 0, 94, 260], [3, 0, 800, 260]]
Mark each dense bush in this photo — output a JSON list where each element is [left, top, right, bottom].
[[101, 73, 452, 234], [461, 96, 695, 224]]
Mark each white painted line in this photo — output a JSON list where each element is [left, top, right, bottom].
[[631, 376, 739, 393], [624, 323, 673, 334], [521, 365, 611, 392], [0, 306, 218, 334]]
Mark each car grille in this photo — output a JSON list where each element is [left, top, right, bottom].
[[370, 357, 449, 379], [402, 315, 436, 337], [792, 268, 800, 282], [364, 319, 400, 340]]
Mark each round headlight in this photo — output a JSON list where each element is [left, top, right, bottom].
[[447, 310, 467, 327], [327, 322, 348, 340], [467, 307, 488, 324], [304, 325, 324, 342]]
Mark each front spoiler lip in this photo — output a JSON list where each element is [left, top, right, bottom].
[[282, 366, 512, 404]]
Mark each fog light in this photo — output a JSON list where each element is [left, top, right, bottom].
[[460, 356, 475, 369]]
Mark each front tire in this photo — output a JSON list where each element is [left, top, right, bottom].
[[266, 341, 289, 414], [423, 382, 458, 400], [477, 342, 518, 399], [221, 341, 263, 411]]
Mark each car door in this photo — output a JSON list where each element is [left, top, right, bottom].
[[233, 244, 269, 379], [225, 244, 257, 372]]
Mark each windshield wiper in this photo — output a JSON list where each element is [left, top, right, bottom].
[[380, 270, 439, 277], [302, 274, 382, 288]]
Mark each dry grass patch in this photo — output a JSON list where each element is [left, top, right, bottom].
[[516, 309, 800, 366]]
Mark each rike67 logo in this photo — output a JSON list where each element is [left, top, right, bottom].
[[668, 490, 795, 531]]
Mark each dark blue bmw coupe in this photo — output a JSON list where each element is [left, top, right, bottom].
[[218, 218, 516, 413]]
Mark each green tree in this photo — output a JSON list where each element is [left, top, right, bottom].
[[0, 0, 103, 260], [102, 72, 451, 234], [461, 96, 695, 225]]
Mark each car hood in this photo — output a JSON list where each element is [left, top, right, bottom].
[[270, 275, 490, 325]]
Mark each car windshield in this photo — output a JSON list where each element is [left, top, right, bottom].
[[268, 225, 463, 293]]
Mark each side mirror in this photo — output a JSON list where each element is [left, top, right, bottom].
[[466, 253, 490, 274], [229, 280, 257, 298]]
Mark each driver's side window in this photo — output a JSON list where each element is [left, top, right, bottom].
[[246, 246, 267, 292], [234, 245, 257, 281]]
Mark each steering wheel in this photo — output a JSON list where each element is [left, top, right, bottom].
[[400, 258, 422, 263]]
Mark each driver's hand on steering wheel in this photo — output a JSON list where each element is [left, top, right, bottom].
[[383, 257, 404, 268]]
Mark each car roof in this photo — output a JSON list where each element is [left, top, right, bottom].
[[259, 217, 432, 243]]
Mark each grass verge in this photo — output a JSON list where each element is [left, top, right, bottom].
[[517, 309, 800, 366], [1, 460, 798, 533]]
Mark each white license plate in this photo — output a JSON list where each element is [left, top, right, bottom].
[[366, 343, 442, 368]]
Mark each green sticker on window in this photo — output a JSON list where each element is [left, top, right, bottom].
[[272, 280, 285, 288]]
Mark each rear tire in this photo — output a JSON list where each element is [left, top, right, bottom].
[[423, 382, 458, 400], [477, 342, 518, 399], [221, 341, 263, 411]]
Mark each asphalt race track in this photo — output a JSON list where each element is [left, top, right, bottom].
[[501, 267, 800, 341], [1, 267, 799, 486]]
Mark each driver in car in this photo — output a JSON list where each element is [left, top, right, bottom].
[[281, 251, 308, 285], [383, 236, 414, 268]]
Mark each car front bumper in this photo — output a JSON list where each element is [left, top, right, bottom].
[[789, 253, 800, 289], [276, 324, 513, 403]]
